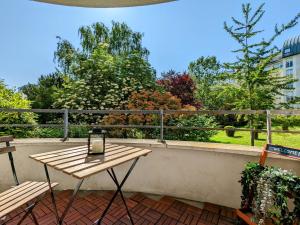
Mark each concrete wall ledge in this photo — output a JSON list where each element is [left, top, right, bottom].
[[12, 138, 294, 160], [1, 138, 299, 208]]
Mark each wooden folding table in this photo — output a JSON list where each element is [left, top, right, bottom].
[[29, 144, 151, 225]]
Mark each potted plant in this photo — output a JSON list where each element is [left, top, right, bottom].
[[225, 125, 235, 137], [239, 162, 300, 225]]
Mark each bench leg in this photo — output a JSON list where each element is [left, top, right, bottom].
[[17, 199, 40, 225], [95, 157, 140, 225]]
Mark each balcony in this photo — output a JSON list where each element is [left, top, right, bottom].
[[1, 137, 299, 224]]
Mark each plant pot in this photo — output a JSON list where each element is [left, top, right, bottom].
[[225, 126, 235, 137]]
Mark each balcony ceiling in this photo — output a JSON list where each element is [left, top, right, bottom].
[[33, 0, 176, 8]]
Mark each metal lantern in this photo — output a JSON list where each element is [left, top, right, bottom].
[[88, 128, 107, 155]]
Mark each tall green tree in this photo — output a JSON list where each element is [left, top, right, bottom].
[[224, 3, 300, 144], [54, 21, 150, 75], [188, 56, 223, 109], [224, 3, 300, 111], [52, 22, 156, 123], [20, 72, 65, 109], [20, 73, 65, 123], [0, 80, 36, 136]]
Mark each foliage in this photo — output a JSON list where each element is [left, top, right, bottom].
[[188, 56, 223, 109], [240, 162, 300, 225], [26, 126, 90, 138], [0, 80, 36, 137], [52, 22, 156, 122], [54, 21, 150, 74], [240, 162, 265, 210], [53, 44, 153, 111], [102, 90, 182, 138], [157, 70, 201, 108], [224, 3, 300, 111], [20, 72, 65, 123], [103, 90, 217, 141], [166, 114, 217, 142], [272, 115, 300, 130]]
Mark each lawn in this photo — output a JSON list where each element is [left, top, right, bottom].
[[210, 127, 300, 148]]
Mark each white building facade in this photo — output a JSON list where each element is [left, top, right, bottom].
[[271, 35, 300, 107]]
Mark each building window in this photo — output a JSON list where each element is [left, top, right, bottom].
[[286, 96, 295, 102], [286, 60, 293, 68], [286, 69, 293, 76], [284, 48, 291, 54], [287, 83, 294, 89], [273, 63, 283, 69]]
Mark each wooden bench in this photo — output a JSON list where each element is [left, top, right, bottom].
[[0, 136, 58, 225]]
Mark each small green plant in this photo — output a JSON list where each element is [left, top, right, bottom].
[[224, 126, 235, 137]]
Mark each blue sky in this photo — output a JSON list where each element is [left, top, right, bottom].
[[0, 0, 299, 88]]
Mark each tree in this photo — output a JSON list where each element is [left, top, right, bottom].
[[52, 22, 156, 123], [157, 70, 201, 108], [224, 3, 300, 110], [188, 56, 223, 109], [20, 72, 65, 123], [224, 3, 300, 144], [103, 90, 183, 138], [20, 72, 65, 109], [54, 21, 150, 75], [0, 80, 36, 136]]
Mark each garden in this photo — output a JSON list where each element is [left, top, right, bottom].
[[0, 3, 300, 149]]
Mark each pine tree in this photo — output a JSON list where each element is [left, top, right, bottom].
[[224, 3, 300, 145]]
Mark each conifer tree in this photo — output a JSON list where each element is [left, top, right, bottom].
[[224, 3, 300, 145]]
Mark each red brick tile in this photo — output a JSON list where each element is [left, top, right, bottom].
[[4, 191, 236, 225]]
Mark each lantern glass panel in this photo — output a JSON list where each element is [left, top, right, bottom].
[[88, 129, 106, 155]]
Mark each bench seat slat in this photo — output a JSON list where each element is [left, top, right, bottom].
[[0, 182, 39, 202], [0, 136, 13, 143], [0, 181, 58, 218], [0, 146, 16, 154]]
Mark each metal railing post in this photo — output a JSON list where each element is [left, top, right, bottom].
[[266, 110, 272, 144], [63, 109, 69, 141], [160, 109, 164, 142]]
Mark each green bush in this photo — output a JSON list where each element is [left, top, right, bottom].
[[69, 126, 90, 138], [30, 128, 64, 138], [272, 115, 300, 130], [0, 80, 37, 137], [224, 126, 235, 137], [165, 115, 217, 142]]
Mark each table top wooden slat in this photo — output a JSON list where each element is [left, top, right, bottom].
[[30, 144, 151, 179], [30, 145, 89, 158], [33, 145, 125, 163], [73, 149, 151, 179], [52, 146, 136, 169], [63, 147, 142, 174]]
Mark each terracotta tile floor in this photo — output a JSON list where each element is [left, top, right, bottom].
[[4, 191, 237, 225]]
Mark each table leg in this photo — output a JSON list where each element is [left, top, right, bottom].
[[44, 164, 60, 224], [95, 157, 139, 225], [109, 168, 134, 224], [58, 179, 84, 225]]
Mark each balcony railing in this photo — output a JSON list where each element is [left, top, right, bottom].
[[1, 108, 300, 145]]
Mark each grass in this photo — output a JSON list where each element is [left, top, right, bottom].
[[210, 126, 300, 148]]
